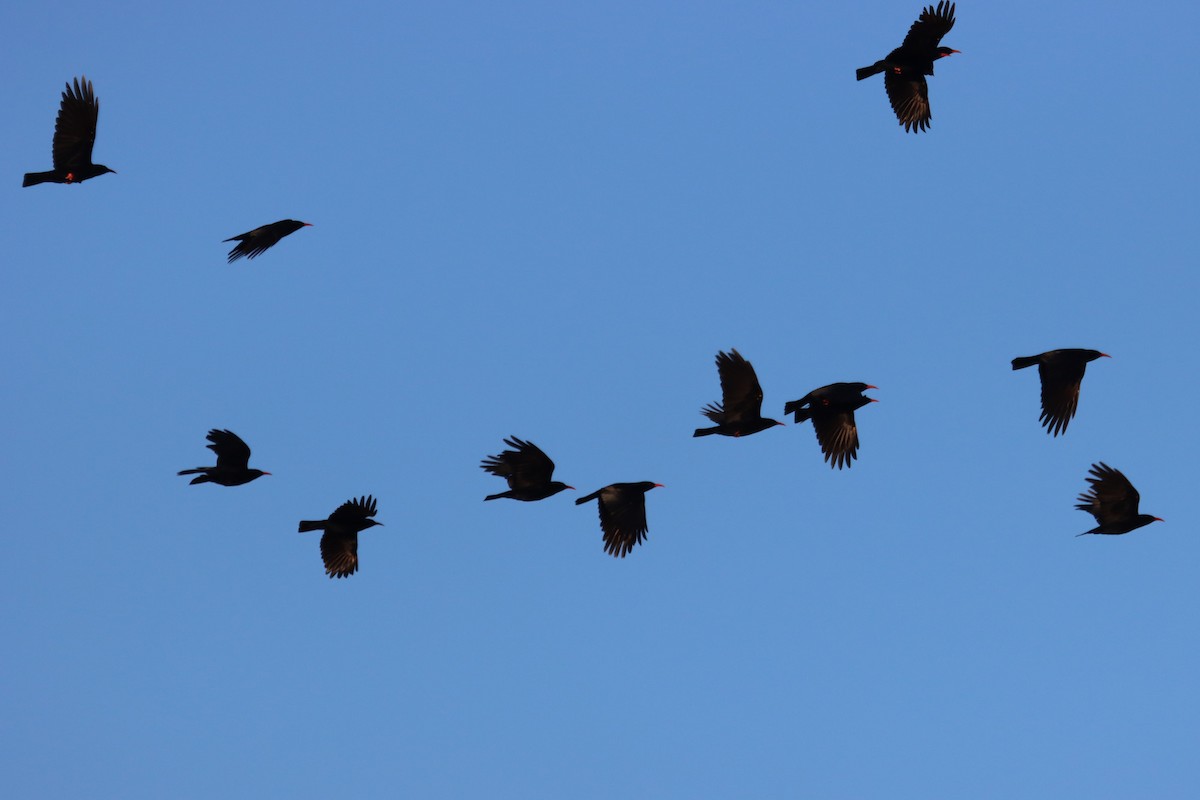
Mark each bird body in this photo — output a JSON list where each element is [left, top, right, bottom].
[[693, 349, 784, 437], [177, 429, 269, 486], [1075, 463, 1161, 536], [575, 482, 662, 558], [481, 437, 573, 501], [856, 2, 958, 132], [224, 219, 311, 262], [1011, 349, 1109, 436], [298, 495, 384, 578], [784, 383, 877, 469], [23, 76, 116, 186]]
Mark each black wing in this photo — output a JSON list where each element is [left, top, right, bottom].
[[811, 411, 860, 469], [884, 72, 931, 132], [205, 429, 251, 469], [1038, 361, 1087, 437], [52, 77, 100, 172], [320, 531, 358, 578], [224, 220, 307, 263], [597, 485, 650, 558], [715, 349, 765, 424], [329, 495, 378, 525], [1075, 463, 1140, 526], [480, 437, 555, 490], [900, 2, 956, 50]]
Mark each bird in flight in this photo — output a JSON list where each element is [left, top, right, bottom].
[[856, 2, 959, 132], [177, 429, 270, 486], [224, 220, 312, 262], [1075, 463, 1162, 536], [693, 349, 784, 437], [575, 482, 663, 558], [298, 495, 384, 578], [1011, 349, 1109, 436], [784, 383, 877, 469], [481, 437, 573, 501], [23, 76, 116, 186]]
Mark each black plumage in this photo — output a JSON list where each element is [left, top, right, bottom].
[[224, 220, 312, 262], [575, 482, 662, 558], [1011, 349, 1109, 436], [693, 349, 784, 437], [856, 2, 959, 132], [23, 76, 116, 187], [481, 437, 573, 501], [298, 495, 384, 578], [177, 429, 270, 486], [1075, 463, 1161, 536], [784, 383, 877, 469]]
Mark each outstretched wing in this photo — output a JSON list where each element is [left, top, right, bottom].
[[480, 437, 555, 490], [329, 495, 378, 525], [224, 220, 307, 262], [52, 76, 100, 172], [811, 410, 860, 469], [715, 349, 765, 424], [884, 72, 931, 132], [1038, 361, 1087, 437], [206, 429, 251, 469], [597, 485, 650, 558], [901, 2, 956, 50], [320, 531, 359, 578], [1075, 463, 1140, 526]]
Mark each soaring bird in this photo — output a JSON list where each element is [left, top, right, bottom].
[[1075, 463, 1162, 536], [298, 495, 384, 578], [481, 437, 573, 501], [575, 482, 662, 558], [856, 2, 959, 132], [1011, 349, 1109, 437], [693, 349, 784, 437], [224, 220, 311, 262], [784, 383, 877, 469], [23, 76, 116, 187], [177, 429, 270, 486]]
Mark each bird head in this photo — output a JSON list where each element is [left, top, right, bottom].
[[935, 47, 960, 59], [550, 481, 575, 495], [365, 519, 384, 529], [97, 165, 117, 176], [249, 469, 271, 480]]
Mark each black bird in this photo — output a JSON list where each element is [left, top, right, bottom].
[[224, 220, 312, 262], [298, 495, 384, 579], [784, 383, 877, 469], [177, 429, 270, 486], [1011, 349, 1109, 436], [693, 349, 784, 437], [23, 76, 116, 186], [856, 2, 959, 132], [1076, 463, 1162, 536], [575, 482, 662, 558], [481, 437, 573, 501]]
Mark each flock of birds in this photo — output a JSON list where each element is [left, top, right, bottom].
[[21, 3, 1164, 578]]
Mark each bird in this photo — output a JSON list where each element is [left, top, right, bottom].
[[1011, 349, 1109, 437], [856, 2, 959, 133], [23, 76, 116, 187], [298, 495, 384, 578], [693, 349, 785, 437], [224, 220, 312, 262], [177, 429, 270, 486], [783, 383, 877, 469], [1075, 463, 1162, 536], [575, 482, 663, 558], [481, 437, 574, 501]]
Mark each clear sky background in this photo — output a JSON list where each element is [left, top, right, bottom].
[[3, 1, 1198, 797]]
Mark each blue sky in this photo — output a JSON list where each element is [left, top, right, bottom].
[[3, 1, 1198, 797]]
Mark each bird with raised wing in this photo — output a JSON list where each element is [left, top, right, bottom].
[[481, 437, 573, 501], [1011, 349, 1109, 437], [784, 383, 877, 469], [298, 495, 384, 578], [693, 349, 784, 437], [575, 482, 662, 558], [1075, 463, 1161, 536], [177, 429, 270, 486], [23, 76, 116, 186]]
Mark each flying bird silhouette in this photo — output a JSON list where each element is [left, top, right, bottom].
[[575, 482, 662, 558], [856, 2, 959, 132], [224, 220, 311, 262], [784, 383, 877, 469], [177, 429, 270, 486], [23, 76, 116, 186], [298, 495, 384, 578], [1075, 463, 1161, 536], [693, 349, 784, 437], [481, 437, 573, 501], [1011, 349, 1109, 436]]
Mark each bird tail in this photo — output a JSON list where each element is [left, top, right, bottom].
[[692, 427, 719, 437], [483, 492, 509, 501], [22, 171, 55, 187], [177, 468, 211, 485], [856, 63, 885, 81], [574, 491, 601, 505], [1011, 356, 1039, 371], [298, 520, 325, 533], [177, 468, 204, 475], [783, 400, 811, 423]]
